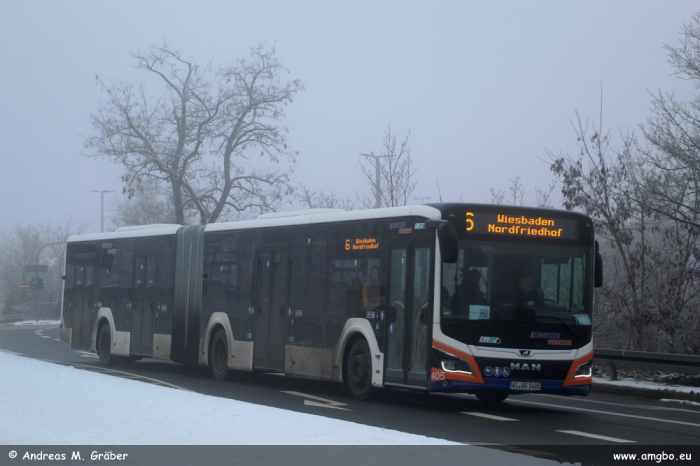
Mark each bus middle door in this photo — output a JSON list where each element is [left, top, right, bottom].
[[131, 254, 156, 356], [384, 240, 433, 389], [254, 247, 290, 371]]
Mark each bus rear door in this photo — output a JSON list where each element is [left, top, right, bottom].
[[72, 254, 94, 350]]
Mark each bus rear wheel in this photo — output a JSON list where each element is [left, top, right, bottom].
[[97, 324, 114, 366], [211, 329, 230, 381], [346, 339, 372, 400], [475, 391, 509, 404]]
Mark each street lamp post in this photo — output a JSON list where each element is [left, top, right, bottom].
[[360, 153, 389, 209], [90, 190, 114, 233]]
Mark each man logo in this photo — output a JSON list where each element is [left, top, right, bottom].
[[510, 363, 541, 371], [519, 350, 531, 356]]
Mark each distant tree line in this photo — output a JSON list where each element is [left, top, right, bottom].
[[0, 221, 86, 316]]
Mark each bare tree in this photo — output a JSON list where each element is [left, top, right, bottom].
[[548, 110, 700, 353], [0, 226, 42, 313], [84, 43, 303, 225], [0, 221, 87, 315], [111, 180, 179, 228], [488, 189, 505, 205], [639, 13, 700, 229], [488, 177, 553, 207], [297, 184, 357, 210], [489, 176, 524, 205], [360, 126, 417, 208], [534, 181, 556, 208]]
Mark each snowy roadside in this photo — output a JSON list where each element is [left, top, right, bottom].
[[7, 320, 61, 325], [0, 351, 459, 446], [592, 376, 700, 404]]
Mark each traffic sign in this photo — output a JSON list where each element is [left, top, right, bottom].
[[21, 282, 29, 291]]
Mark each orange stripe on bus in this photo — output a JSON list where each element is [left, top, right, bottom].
[[563, 351, 593, 386], [432, 340, 484, 384]]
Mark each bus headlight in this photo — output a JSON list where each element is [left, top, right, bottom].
[[574, 360, 592, 378], [441, 359, 472, 374]]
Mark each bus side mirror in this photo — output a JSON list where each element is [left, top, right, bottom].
[[426, 219, 458, 264], [594, 240, 603, 288]]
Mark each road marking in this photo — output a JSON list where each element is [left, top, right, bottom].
[[461, 412, 518, 421], [41, 336, 51, 339], [45, 359, 193, 392], [557, 430, 636, 443], [77, 351, 99, 359], [0, 348, 23, 356], [510, 399, 700, 428], [282, 391, 351, 411]]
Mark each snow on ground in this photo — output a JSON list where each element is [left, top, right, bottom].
[[593, 376, 700, 396], [9, 320, 60, 326], [659, 399, 700, 407], [0, 351, 457, 446]]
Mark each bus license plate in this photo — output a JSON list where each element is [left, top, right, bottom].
[[510, 382, 541, 391]]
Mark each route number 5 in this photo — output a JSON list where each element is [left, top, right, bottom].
[[465, 212, 474, 231]]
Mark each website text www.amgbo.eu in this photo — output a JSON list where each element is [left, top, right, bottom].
[[613, 451, 692, 463]]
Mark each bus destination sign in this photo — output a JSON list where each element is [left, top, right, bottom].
[[464, 212, 579, 240], [345, 237, 380, 251]]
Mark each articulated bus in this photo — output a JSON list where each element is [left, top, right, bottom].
[[60, 203, 601, 402]]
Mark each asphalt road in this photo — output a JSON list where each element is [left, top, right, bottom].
[[2, 323, 699, 465]]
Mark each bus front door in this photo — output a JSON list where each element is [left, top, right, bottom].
[[254, 247, 290, 371], [131, 254, 156, 356], [384, 242, 433, 389]]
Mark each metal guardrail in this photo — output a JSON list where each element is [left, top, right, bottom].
[[593, 348, 700, 379], [0, 313, 30, 325]]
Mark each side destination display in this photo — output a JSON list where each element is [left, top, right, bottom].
[[463, 211, 579, 240]]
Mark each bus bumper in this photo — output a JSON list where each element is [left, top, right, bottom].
[[429, 379, 591, 396]]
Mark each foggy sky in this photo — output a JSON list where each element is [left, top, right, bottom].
[[1, 1, 698, 234]]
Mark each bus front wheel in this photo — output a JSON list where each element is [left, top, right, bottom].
[[346, 339, 372, 400], [211, 329, 230, 381]]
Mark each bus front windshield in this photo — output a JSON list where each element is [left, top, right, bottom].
[[440, 241, 592, 349]]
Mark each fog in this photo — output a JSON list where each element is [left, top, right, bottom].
[[1, 0, 697, 234]]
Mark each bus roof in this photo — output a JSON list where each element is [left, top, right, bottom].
[[205, 204, 442, 233], [66, 224, 181, 243], [65, 203, 591, 243]]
